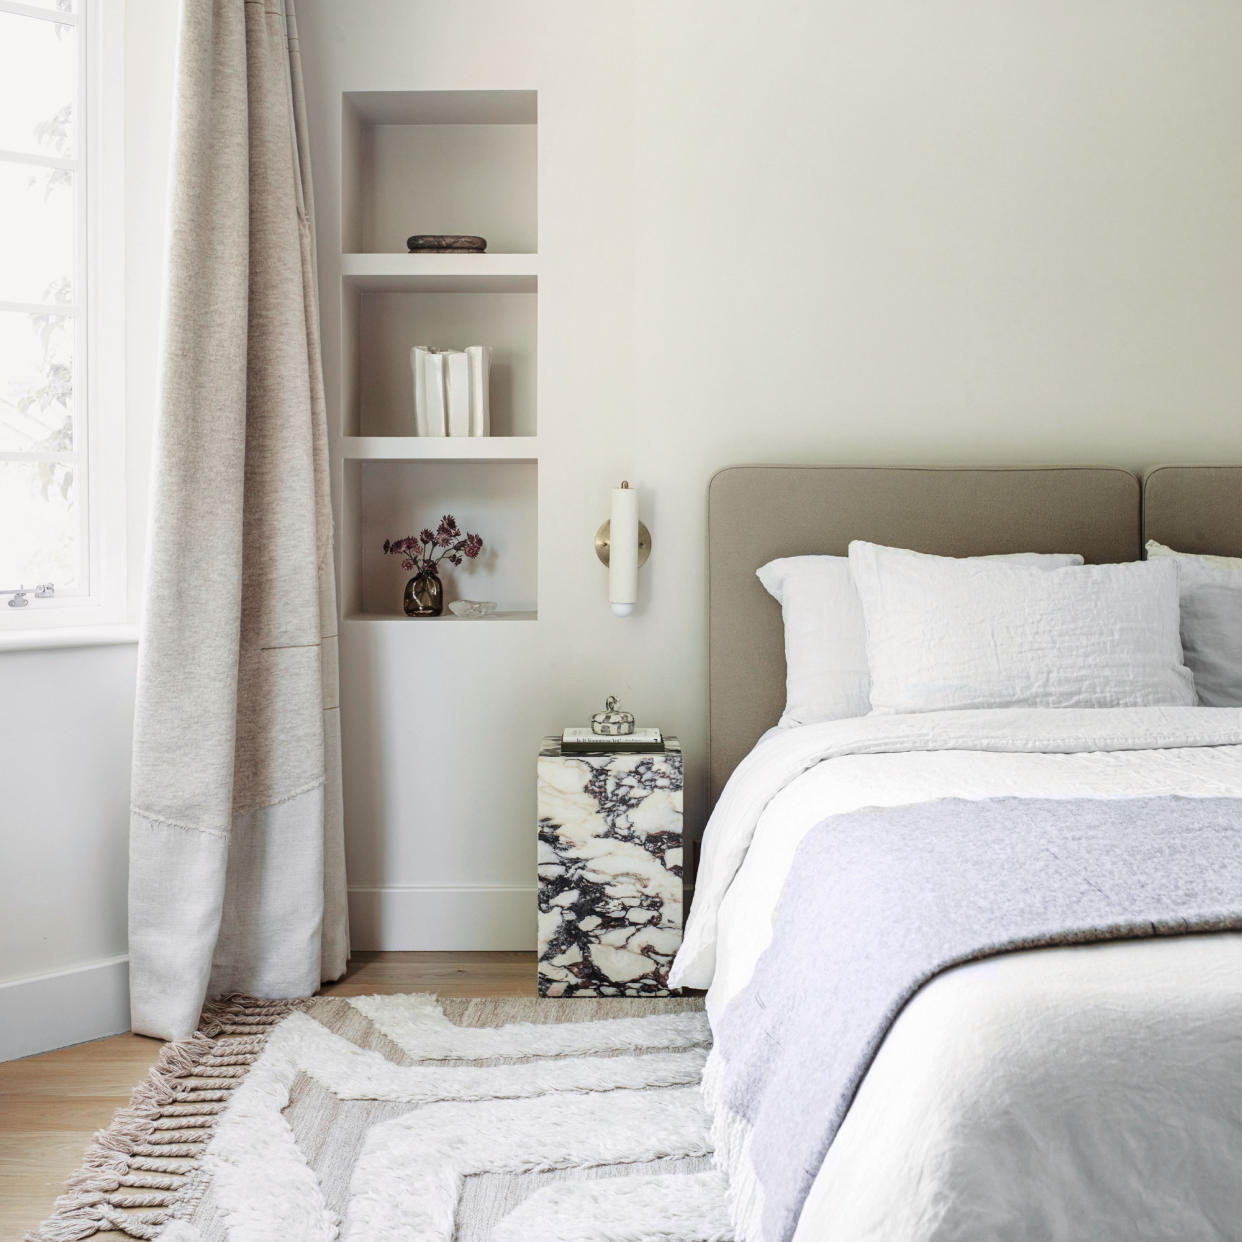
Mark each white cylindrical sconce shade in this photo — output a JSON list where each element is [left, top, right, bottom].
[[609, 483, 639, 616]]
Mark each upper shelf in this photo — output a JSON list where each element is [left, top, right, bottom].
[[345, 89, 536, 128], [340, 253, 538, 293], [342, 89, 537, 255]]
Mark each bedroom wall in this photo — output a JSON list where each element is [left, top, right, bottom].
[[0, 0, 176, 1059], [296, 0, 1242, 949]]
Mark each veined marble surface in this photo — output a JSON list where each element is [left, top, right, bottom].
[[538, 737, 684, 997]]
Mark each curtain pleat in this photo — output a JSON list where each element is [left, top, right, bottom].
[[128, 0, 346, 1042]]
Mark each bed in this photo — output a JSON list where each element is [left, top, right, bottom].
[[671, 465, 1242, 1242]]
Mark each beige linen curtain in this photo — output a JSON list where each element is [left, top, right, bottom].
[[128, 0, 346, 1041]]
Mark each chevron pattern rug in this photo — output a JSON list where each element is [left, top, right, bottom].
[[28, 993, 731, 1242]]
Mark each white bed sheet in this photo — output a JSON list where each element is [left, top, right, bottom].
[[678, 707, 1242, 1241]]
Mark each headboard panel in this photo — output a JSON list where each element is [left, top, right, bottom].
[[1143, 465, 1242, 559], [707, 465, 1141, 806]]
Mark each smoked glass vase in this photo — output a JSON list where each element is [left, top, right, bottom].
[[403, 568, 444, 617]]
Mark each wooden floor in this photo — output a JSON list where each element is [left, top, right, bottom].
[[0, 951, 535, 1241]]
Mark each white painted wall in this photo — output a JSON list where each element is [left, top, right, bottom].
[[0, 644, 136, 978], [0, 0, 176, 1056], [297, 0, 1242, 948]]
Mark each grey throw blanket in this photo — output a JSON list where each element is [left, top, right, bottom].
[[708, 796, 1242, 1242]]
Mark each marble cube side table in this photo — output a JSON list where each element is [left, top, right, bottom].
[[537, 736, 683, 997]]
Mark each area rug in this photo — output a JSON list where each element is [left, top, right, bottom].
[[28, 993, 731, 1242]]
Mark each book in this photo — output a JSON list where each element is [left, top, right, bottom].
[[445, 350, 471, 437], [466, 345, 491, 437], [411, 347, 447, 436], [411, 346, 491, 437], [561, 727, 664, 753]]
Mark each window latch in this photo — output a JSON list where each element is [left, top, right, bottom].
[[4, 583, 55, 608]]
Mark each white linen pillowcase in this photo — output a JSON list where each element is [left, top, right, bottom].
[[757, 557, 870, 728], [1146, 540, 1242, 707], [757, 550, 1083, 727], [849, 541, 1196, 714]]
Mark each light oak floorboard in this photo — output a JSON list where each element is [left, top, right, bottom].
[[1, 951, 536, 1241]]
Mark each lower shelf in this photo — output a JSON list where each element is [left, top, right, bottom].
[[341, 436, 538, 461], [343, 609, 537, 623], [342, 457, 538, 618]]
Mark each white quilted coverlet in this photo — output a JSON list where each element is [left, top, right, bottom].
[[674, 707, 1242, 1242]]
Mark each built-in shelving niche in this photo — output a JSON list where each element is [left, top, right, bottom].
[[344, 280, 536, 439], [341, 90, 537, 256], [341, 458, 538, 622], [335, 88, 539, 622], [339, 88, 537, 440]]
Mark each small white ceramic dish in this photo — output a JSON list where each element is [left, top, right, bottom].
[[448, 599, 497, 618]]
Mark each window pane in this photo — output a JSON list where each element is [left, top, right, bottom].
[[0, 308, 74, 453], [0, 458, 81, 591], [0, 12, 76, 159], [0, 161, 75, 304]]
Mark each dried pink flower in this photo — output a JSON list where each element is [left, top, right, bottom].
[[383, 516, 485, 578]]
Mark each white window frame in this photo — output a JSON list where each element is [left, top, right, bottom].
[[0, 0, 129, 649]]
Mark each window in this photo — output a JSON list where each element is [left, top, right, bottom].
[[0, 0, 125, 637]]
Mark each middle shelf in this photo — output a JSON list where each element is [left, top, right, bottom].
[[341, 252, 538, 293], [341, 457, 538, 620], [341, 436, 538, 461], [342, 266, 537, 439]]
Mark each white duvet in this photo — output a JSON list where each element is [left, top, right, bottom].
[[672, 707, 1242, 1242]]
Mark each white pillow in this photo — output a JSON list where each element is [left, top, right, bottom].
[[756, 557, 870, 727], [1146, 540, 1242, 706], [849, 541, 1195, 714], [757, 549, 1084, 727]]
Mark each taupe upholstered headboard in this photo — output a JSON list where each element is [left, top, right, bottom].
[[707, 466, 1142, 806], [1143, 465, 1242, 559]]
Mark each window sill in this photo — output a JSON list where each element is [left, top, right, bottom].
[[0, 622, 139, 653]]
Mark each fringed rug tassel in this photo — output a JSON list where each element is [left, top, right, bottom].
[[25, 994, 309, 1242]]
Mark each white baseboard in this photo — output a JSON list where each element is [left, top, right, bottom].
[[0, 891, 537, 1061], [348, 884, 537, 951], [0, 955, 130, 1062]]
